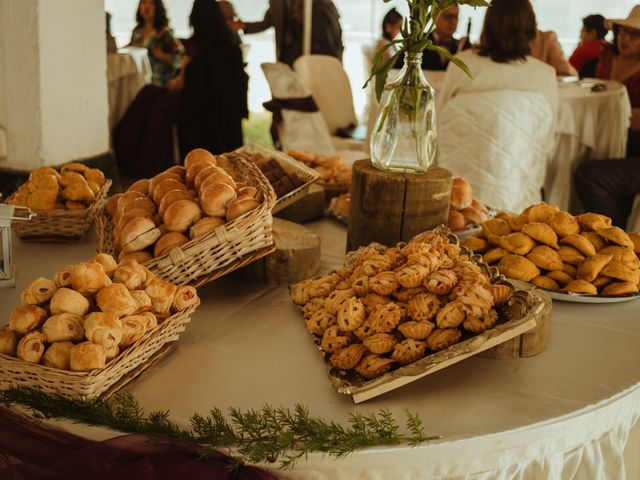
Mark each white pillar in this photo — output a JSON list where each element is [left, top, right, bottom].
[[0, 0, 109, 171], [303, 0, 312, 56]]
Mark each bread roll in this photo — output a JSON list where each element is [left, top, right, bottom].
[[189, 216, 226, 239], [236, 186, 262, 203], [148, 172, 182, 197], [127, 179, 150, 195], [200, 171, 237, 193], [70, 342, 106, 371], [84, 168, 106, 186], [172, 285, 199, 311], [30, 174, 59, 191], [226, 198, 260, 222], [118, 250, 153, 264], [59, 170, 86, 188], [154, 232, 189, 257], [184, 148, 216, 170], [30, 166, 61, 180], [450, 177, 473, 210], [145, 277, 178, 315], [96, 284, 138, 316], [106, 193, 122, 217], [62, 181, 95, 203], [461, 205, 485, 226], [193, 165, 222, 192], [42, 341, 74, 370], [0, 329, 18, 356], [186, 160, 218, 186], [152, 178, 187, 205], [165, 165, 187, 180], [16, 331, 47, 363], [9, 305, 48, 334], [448, 209, 466, 231], [61, 162, 89, 174], [87, 180, 100, 195], [158, 189, 194, 217], [119, 315, 147, 347], [71, 262, 106, 295], [116, 193, 155, 216], [163, 199, 202, 233], [88, 253, 118, 276], [49, 288, 90, 316], [115, 208, 154, 232], [121, 217, 161, 253], [84, 312, 123, 348], [42, 313, 85, 342], [200, 183, 236, 217], [21, 277, 57, 305]]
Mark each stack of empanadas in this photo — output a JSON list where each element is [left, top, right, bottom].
[[104, 148, 264, 263], [0, 253, 199, 372], [290, 231, 510, 380], [7, 163, 108, 211], [464, 203, 640, 296]]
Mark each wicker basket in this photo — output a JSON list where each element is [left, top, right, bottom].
[[0, 301, 199, 399], [9, 180, 112, 242], [96, 157, 276, 287], [234, 142, 320, 214]]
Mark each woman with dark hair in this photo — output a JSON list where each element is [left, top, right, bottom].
[[569, 14, 607, 74], [128, 0, 183, 85], [374, 8, 403, 61], [438, 0, 557, 116]]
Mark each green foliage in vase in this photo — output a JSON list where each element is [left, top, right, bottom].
[[365, 0, 490, 101]]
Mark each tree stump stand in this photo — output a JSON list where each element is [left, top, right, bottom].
[[347, 159, 452, 251]]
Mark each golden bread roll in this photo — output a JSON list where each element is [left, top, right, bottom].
[[70, 342, 106, 371], [71, 262, 106, 295], [549, 211, 579, 237], [189, 216, 226, 239], [560, 234, 596, 257], [530, 275, 560, 290], [118, 250, 153, 264], [16, 331, 47, 363], [21, 277, 57, 305], [463, 236, 487, 252], [86, 180, 101, 195], [450, 177, 473, 210], [154, 232, 189, 257], [557, 246, 585, 266], [96, 284, 138, 316], [105, 193, 122, 217], [186, 160, 217, 186], [184, 148, 216, 170], [193, 164, 223, 191], [145, 277, 178, 315], [576, 212, 611, 231], [562, 279, 597, 295], [483, 247, 509, 264], [581, 231, 608, 252], [115, 208, 154, 232], [596, 226, 634, 248], [521, 222, 558, 248], [527, 203, 559, 223], [448, 209, 466, 231], [62, 181, 95, 203], [152, 178, 187, 205], [84, 168, 106, 186], [84, 312, 123, 348], [59, 170, 86, 187], [148, 172, 182, 197], [602, 281, 639, 295], [30, 166, 61, 180], [526, 245, 563, 271], [27, 189, 58, 210], [61, 162, 89, 174], [199, 170, 237, 193], [172, 285, 199, 311], [116, 192, 155, 215], [127, 179, 150, 195], [165, 165, 186, 180], [42, 341, 74, 370], [499, 232, 536, 255], [89, 253, 118, 276], [42, 313, 85, 342], [49, 288, 90, 316], [0, 329, 18, 356], [200, 183, 237, 217], [119, 315, 147, 347], [163, 199, 202, 233], [9, 304, 47, 334], [600, 261, 640, 283], [120, 217, 161, 253], [576, 254, 613, 282], [158, 189, 194, 217], [226, 198, 260, 222], [498, 254, 540, 282], [236, 186, 263, 203], [547, 270, 574, 286]]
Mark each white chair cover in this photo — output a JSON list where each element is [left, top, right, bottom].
[[260, 62, 336, 155], [438, 90, 554, 213]]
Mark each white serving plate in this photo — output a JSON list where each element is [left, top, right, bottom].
[[544, 290, 640, 304]]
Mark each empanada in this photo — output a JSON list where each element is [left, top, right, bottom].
[[559, 235, 595, 257], [557, 246, 585, 266], [562, 279, 597, 295], [598, 246, 639, 267], [600, 261, 640, 284], [547, 270, 574, 286], [576, 213, 611, 231], [463, 236, 487, 253], [592, 276, 613, 289], [504, 214, 529, 232], [481, 218, 511, 239], [596, 227, 634, 248], [576, 254, 613, 282], [629, 232, 640, 254], [527, 203, 559, 223], [530, 275, 560, 291], [521, 223, 558, 248], [581, 231, 608, 252], [602, 281, 639, 296], [526, 245, 563, 271], [497, 255, 540, 282], [499, 232, 536, 255], [483, 247, 509, 264], [549, 211, 580, 237], [563, 263, 577, 277]]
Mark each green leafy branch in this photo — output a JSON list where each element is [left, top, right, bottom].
[[0, 387, 440, 469]]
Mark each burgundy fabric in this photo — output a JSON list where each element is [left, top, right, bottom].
[[0, 407, 277, 480], [263, 96, 319, 147]]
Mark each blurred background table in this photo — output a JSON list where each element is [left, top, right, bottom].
[[107, 47, 152, 130]]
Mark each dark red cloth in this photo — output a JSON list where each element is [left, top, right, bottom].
[[569, 40, 605, 73], [0, 407, 277, 480], [596, 46, 640, 108]]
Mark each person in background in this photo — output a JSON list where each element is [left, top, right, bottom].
[[569, 14, 607, 74], [106, 12, 118, 53], [531, 25, 577, 76], [374, 8, 403, 60], [218, 1, 242, 45], [597, 6, 640, 156], [229, 0, 343, 66], [128, 0, 183, 85], [423, 6, 468, 70]]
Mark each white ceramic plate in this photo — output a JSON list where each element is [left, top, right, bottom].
[[544, 290, 640, 304]]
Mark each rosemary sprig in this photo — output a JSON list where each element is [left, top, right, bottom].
[[0, 387, 440, 469]]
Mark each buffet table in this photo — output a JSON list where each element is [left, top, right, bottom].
[[1, 220, 640, 479], [107, 47, 152, 129]]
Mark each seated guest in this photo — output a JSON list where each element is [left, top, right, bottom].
[[597, 6, 640, 156], [531, 24, 577, 76], [128, 0, 183, 85], [569, 14, 607, 74], [374, 8, 403, 60]]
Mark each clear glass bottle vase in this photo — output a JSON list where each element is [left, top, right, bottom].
[[370, 52, 437, 173]]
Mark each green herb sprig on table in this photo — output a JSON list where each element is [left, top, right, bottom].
[[0, 387, 440, 469]]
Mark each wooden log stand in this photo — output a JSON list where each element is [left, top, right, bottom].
[[347, 159, 452, 251], [275, 184, 325, 223]]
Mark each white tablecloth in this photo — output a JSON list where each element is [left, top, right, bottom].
[[107, 47, 152, 129], [1, 220, 640, 479], [544, 79, 631, 212]]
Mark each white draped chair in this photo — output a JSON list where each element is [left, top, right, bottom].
[[628, 194, 640, 232], [437, 90, 554, 213]]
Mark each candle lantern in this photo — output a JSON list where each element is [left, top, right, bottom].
[[0, 204, 35, 288]]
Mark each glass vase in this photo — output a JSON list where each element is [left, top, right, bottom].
[[370, 52, 437, 173]]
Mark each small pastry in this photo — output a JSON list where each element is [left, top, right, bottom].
[[71, 262, 106, 295], [581, 231, 609, 252], [487, 284, 511, 304], [600, 261, 640, 284], [397, 320, 435, 340], [463, 236, 487, 253], [424, 269, 458, 295], [562, 279, 597, 295], [9, 305, 47, 334], [42, 341, 74, 370], [49, 288, 90, 316], [337, 298, 366, 331], [354, 320, 376, 341], [557, 246, 586, 266], [189, 216, 226, 239], [118, 251, 153, 264], [355, 354, 394, 379], [596, 226, 634, 248], [560, 235, 597, 257], [481, 218, 511, 239], [186, 159, 217, 186], [62, 181, 95, 203], [61, 162, 89, 174], [145, 277, 178, 315], [0, 329, 18, 356], [530, 275, 560, 291], [369, 271, 398, 296], [96, 284, 138, 316], [29, 173, 59, 192], [119, 315, 147, 347], [360, 333, 396, 354], [88, 253, 118, 276], [137, 311, 158, 330], [435, 300, 466, 328], [527, 203, 559, 223], [499, 232, 536, 255], [369, 303, 403, 333], [16, 331, 47, 363], [84, 168, 106, 186], [498, 255, 540, 282], [306, 309, 336, 335], [158, 189, 194, 217], [21, 277, 57, 305], [576, 213, 611, 231], [526, 245, 563, 271], [154, 232, 189, 258], [130, 290, 152, 311], [65, 201, 86, 211], [462, 309, 498, 333], [407, 293, 440, 322], [602, 281, 639, 296], [483, 247, 509, 264], [549, 211, 580, 237], [576, 254, 614, 282], [521, 223, 558, 248], [113, 259, 148, 290], [320, 325, 351, 354], [396, 264, 430, 288], [84, 312, 123, 348], [30, 166, 61, 180], [598, 246, 639, 266], [330, 343, 368, 370], [360, 293, 391, 314], [172, 285, 199, 311], [69, 342, 106, 371], [450, 177, 473, 210], [148, 172, 182, 197], [152, 178, 187, 205], [200, 170, 237, 193], [105, 193, 122, 217], [448, 209, 467, 231], [547, 270, 574, 286], [42, 313, 85, 342], [425, 328, 462, 351], [391, 339, 427, 366], [105, 345, 120, 361]]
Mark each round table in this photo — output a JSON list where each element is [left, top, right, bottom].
[[107, 47, 152, 129], [544, 79, 631, 213], [1, 221, 640, 479]]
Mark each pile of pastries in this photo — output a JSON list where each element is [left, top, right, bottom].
[[8, 163, 107, 211], [448, 177, 491, 232], [106, 148, 263, 262], [287, 149, 352, 187], [0, 254, 198, 372], [290, 231, 510, 380], [463, 203, 640, 295], [229, 151, 303, 198]]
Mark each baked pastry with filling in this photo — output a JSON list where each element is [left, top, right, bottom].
[[49, 288, 90, 316], [600, 261, 640, 283], [71, 262, 106, 295], [42, 313, 85, 342], [596, 226, 634, 248], [407, 292, 440, 322], [560, 234, 596, 257], [355, 354, 394, 379], [483, 247, 509, 264], [602, 281, 639, 295], [119, 315, 147, 347], [497, 255, 540, 282], [576, 212, 611, 231], [397, 320, 435, 340], [557, 246, 586, 266], [562, 279, 597, 295], [145, 277, 178, 315], [16, 331, 47, 363], [547, 270, 574, 286], [499, 232, 536, 255], [84, 312, 123, 348], [172, 285, 199, 311], [527, 203, 559, 223], [306, 309, 336, 335], [425, 328, 462, 351], [0, 330, 18, 356], [530, 275, 560, 290], [70, 342, 106, 371], [581, 231, 608, 252], [320, 325, 351, 354], [549, 211, 580, 237], [42, 341, 74, 370], [521, 223, 558, 248], [9, 305, 47, 334], [435, 300, 466, 328], [21, 277, 57, 305], [391, 339, 427, 365], [576, 254, 613, 282], [337, 298, 366, 331], [369, 303, 403, 333], [330, 343, 368, 370], [526, 245, 563, 271], [96, 284, 138, 317]]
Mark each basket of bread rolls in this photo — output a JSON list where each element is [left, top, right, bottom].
[[463, 203, 640, 299], [6, 163, 111, 242], [95, 148, 276, 287], [0, 253, 200, 399]]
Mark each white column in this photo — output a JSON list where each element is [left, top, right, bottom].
[[0, 0, 109, 170], [303, 0, 312, 56]]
